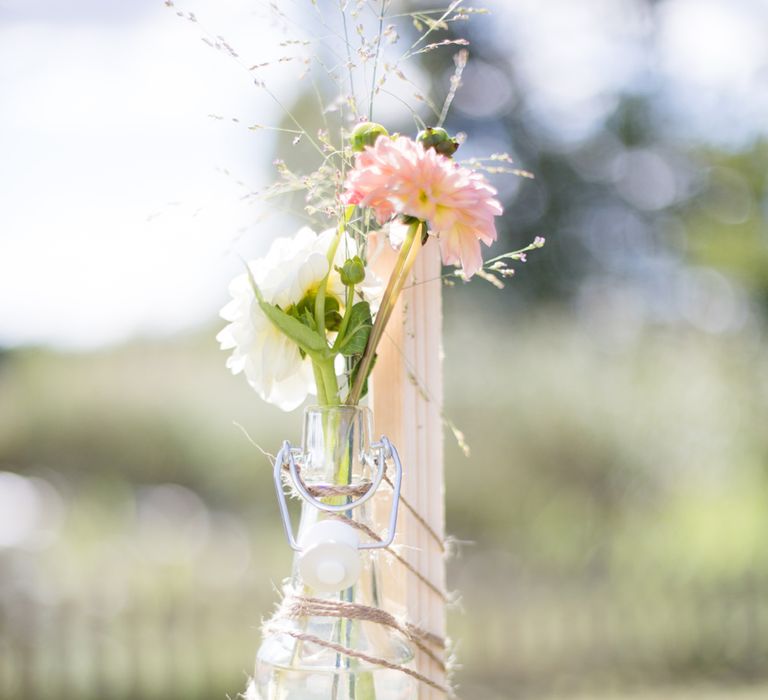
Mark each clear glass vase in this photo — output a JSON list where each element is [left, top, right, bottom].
[[249, 405, 415, 700]]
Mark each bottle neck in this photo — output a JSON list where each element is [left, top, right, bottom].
[[294, 404, 379, 601], [301, 404, 373, 483]]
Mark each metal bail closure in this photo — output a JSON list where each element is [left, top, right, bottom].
[[273, 436, 404, 593]]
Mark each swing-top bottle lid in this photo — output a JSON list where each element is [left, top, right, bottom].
[[298, 520, 361, 592]]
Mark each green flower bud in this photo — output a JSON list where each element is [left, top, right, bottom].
[[350, 122, 389, 152], [416, 126, 459, 157], [339, 256, 366, 286]]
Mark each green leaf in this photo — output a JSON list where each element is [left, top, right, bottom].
[[337, 301, 372, 357], [301, 308, 318, 332], [294, 292, 316, 318], [325, 310, 343, 332], [245, 268, 328, 357], [323, 296, 342, 332], [350, 352, 377, 400]]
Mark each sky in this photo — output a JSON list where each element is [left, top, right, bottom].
[[1, 0, 767, 349], [1, 0, 290, 348]]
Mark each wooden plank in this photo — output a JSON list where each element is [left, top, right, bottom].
[[372, 241, 446, 698]]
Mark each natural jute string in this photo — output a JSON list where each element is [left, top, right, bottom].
[[383, 472, 444, 553], [282, 595, 446, 670], [263, 625, 451, 695], [282, 461, 444, 550], [283, 462, 373, 499], [328, 511, 448, 602]]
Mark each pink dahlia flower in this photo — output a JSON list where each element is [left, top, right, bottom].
[[342, 136, 503, 278]]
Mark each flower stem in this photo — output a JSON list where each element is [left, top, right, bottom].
[[318, 357, 341, 406], [312, 361, 329, 406], [316, 205, 355, 337], [331, 283, 357, 356], [346, 221, 423, 405]]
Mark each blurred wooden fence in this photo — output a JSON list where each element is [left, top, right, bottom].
[[1, 576, 766, 700], [456, 574, 768, 698], [0, 589, 261, 700]]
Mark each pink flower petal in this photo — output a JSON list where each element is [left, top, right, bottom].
[[341, 136, 503, 278]]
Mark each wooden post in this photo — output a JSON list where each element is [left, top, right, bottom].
[[372, 242, 446, 698]]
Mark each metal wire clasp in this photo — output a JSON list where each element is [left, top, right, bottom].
[[273, 436, 403, 552]]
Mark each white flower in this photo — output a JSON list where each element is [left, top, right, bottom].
[[217, 226, 378, 411]]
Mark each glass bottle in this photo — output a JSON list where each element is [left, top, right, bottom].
[[249, 405, 415, 700]]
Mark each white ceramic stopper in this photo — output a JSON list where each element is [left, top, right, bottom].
[[298, 520, 361, 592]]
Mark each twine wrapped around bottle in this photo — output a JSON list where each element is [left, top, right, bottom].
[[264, 594, 450, 694]]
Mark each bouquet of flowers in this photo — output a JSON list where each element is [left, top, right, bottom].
[[217, 122, 537, 412], [174, 2, 544, 696]]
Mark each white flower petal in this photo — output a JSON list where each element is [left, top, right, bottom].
[[216, 326, 237, 350], [217, 225, 380, 412]]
